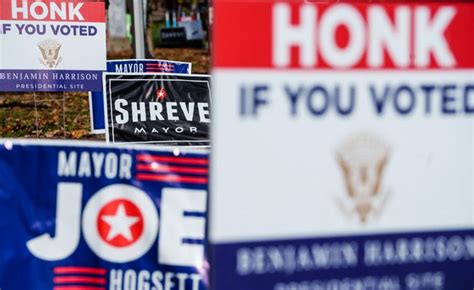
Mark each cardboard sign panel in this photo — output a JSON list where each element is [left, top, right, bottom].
[[0, 140, 209, 290], [210, 1, 474, 290], [89, 59, 192, 133], [0, 0, 107, 92], [104, 73, 211, 145]]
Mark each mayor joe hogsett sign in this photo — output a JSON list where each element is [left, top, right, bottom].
[[0, 140, 210, 290], [0, 0, 106, 92], [210, 1, 474, 290]]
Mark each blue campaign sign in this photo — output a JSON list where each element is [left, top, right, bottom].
[[89, 59, 192, 133], [0, 140, 208, 290]]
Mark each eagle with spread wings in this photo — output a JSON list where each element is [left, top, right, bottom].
[[38, 40, 63, 69]]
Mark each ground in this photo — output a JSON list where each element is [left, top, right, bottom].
[[0, 48, 210, 140]]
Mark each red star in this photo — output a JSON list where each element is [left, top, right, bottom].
[[96, 199, 144, 248], [156, 89, 167, 101]]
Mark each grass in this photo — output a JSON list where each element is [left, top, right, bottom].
[[0, 48, 210, 140]]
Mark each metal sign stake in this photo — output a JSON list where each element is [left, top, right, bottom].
[[133, 0, 145, 59]]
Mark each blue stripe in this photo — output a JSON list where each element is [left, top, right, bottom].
[[211, 229, 474, 290], [0, 69, 103, 92]]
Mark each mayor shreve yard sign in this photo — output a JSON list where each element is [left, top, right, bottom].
[[89, 59, 191, 133], [210, 1, 474, 290], [104, 73, 211, 145], [0, 0, 106, 91]]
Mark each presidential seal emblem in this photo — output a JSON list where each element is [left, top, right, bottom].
[[335, 132, 391, 223], [38, 39, 63, 69]]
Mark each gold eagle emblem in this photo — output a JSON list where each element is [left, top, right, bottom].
[[335, 132, 391, 223], [38, 39, 63, 69]]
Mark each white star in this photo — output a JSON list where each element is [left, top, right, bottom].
[[101, 203, 140, 241]]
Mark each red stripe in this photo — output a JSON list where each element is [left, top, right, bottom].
[[145, 67, 173, 69], [0, 1, 106, 22], [136, 154, 208, 165], [146, 67, 174, 71], [214, 2, 474, 69], [137, 164, 208, 175], [53, 287, 105, 290], [146, 67, 173, 69], [53, 267, 106, 275], [136, 173, 208, 184], [54, 277, 106, 285], [146, 68, 173, 72]]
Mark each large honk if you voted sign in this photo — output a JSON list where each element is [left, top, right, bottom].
[[0, 0, 106, 91], [211, 2, 474, 290]]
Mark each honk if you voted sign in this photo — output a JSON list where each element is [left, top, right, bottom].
[[210, 1, 474, 290], [0, 0, 106, 91]]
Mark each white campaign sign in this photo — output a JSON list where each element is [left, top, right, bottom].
[[0, 0, 106, 91], [0, 21, 106, 70], [210, 2, 474, 290], [211, 70, 474, 242]]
